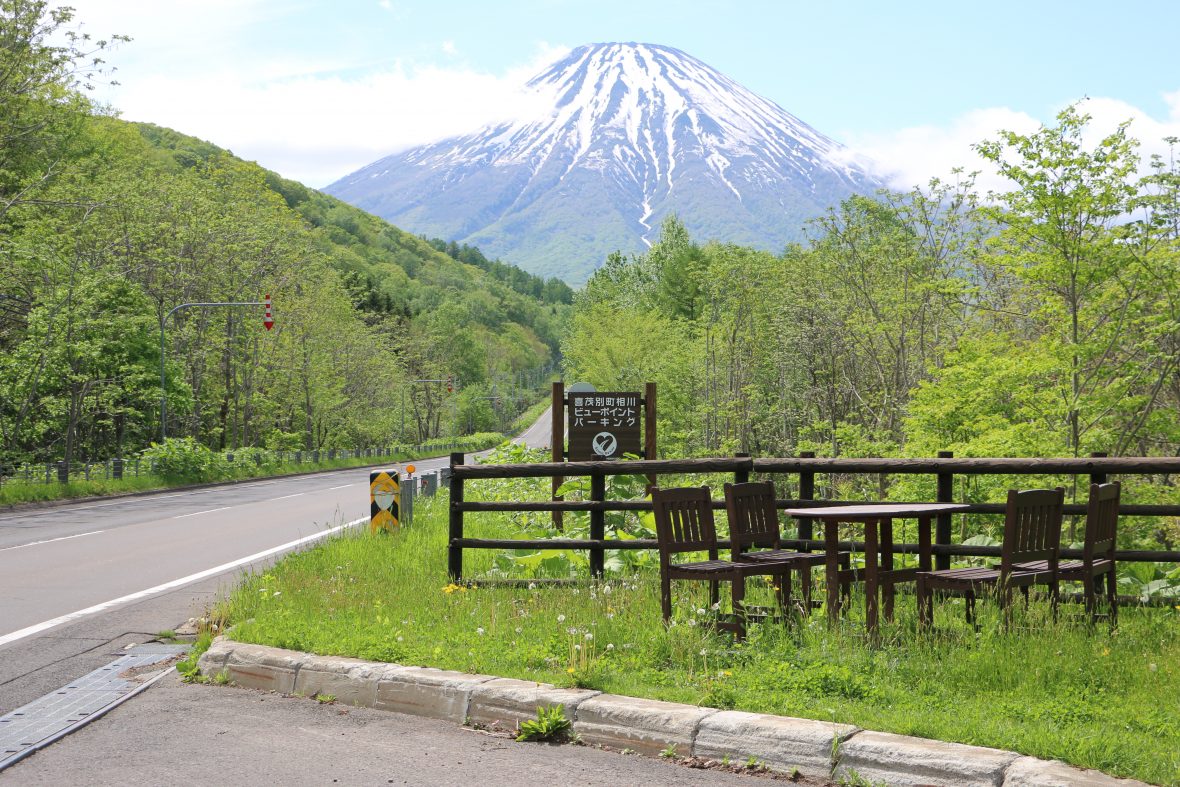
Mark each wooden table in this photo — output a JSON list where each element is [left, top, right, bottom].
[[781, 503, 970, 634]]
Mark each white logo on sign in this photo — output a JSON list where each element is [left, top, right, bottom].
[[592, 432, 617, 457]]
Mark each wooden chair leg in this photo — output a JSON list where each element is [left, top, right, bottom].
[[799, 566, 813, 615], [1082, 574, 1097, 625], [777, 570, 793, 619], [1021, 585, 1030, 608], [838, 554, 852, 613], [1105, 570, 1118, 629], [661, 574, 673, 623], [709, 580, 719, 611], [917, 576, 932, 629], [1049, 580, 1059, 624], [1000, 586, 1012, 632], [966, 591, 977, 629], [731, 576, 746, 640]]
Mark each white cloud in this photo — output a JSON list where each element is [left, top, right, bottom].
[[843, 96, 1180, 196]]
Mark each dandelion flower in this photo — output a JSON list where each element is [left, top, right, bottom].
[[528, 583, 537, 590], [584, 632, 593, 641], [603, 585, 612, 595], [606, 643, 615, 651], [557, 614, 566, 623], [476, 627, 485, 635], [700, 648, 707, 656], [567, 667, 576, 674], [515, 627, 522, 634], [696, 608, 707, 616]]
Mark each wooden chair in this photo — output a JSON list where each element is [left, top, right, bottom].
[[1011, 481, 1120, 627], [651, 485, 791, 639], [723, 481, 849, 615], [917, 487, 1064, 630]]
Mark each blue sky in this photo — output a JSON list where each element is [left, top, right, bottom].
[[78, 0, 1180, 188]]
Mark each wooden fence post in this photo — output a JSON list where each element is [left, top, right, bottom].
[[551, 381, 564, 531], [590, 471, 605, 578], [734, 452, 750, 484], [1089, 451, 1108, 485], [448, 452, 464, 581], [936, 450, 953, 571], [798, 450, 815, 545], [644, 381, 657, 493]]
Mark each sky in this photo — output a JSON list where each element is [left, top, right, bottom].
[[72, 0, 1180, 190]]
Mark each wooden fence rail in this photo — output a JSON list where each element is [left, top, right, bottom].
[[447, 452, 1180, 580]]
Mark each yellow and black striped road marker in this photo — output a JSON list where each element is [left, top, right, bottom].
[[369, 470, 400, 534]]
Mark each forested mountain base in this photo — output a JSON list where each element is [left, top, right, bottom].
[[564, 108, 1180, 558], [0, 2, 567, 471]]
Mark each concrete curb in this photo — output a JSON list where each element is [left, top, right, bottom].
[[197, 638, 1149, 787]]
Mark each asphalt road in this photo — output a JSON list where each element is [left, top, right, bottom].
[[0, 674, 791, 786], [0, 410, 553, 716]]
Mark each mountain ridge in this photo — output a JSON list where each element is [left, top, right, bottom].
[[327, 42, 883, 283]]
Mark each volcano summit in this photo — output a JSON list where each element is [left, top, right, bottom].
[[327, 43, 883, 284]]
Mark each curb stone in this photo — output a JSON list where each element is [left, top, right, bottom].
[[468, 678, 600, 731], [695, 709, 858, 780], [833, 730, 1018, 786], [572, 693, 716, 757], [197, 638, 1151, 787]]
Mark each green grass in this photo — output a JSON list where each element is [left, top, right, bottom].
[[219, 496, 1180, 785]]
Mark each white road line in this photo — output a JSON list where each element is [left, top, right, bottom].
[[0, 530, 106, 552], [328, 484, 355, 490], [0, 517, 367, 648], [59, 493, 184, 512], [269, 493, 305, 501], [172, 506, 232, 519]]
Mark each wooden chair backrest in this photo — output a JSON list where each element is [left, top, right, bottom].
[[723, 481, 782, 554], [651, 486, 719, 562], [1000, 487, 1065, 572], [1083, 481, 1120, 564]]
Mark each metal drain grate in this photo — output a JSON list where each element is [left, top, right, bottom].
[[0, 643, 190, 771]]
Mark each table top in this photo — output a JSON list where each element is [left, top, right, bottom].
[[781, 503, 971, 520]]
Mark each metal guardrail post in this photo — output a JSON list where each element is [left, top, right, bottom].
[[400, 478, 414, 525]]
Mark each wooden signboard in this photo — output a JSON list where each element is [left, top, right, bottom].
[[567, 392, 642, 460]]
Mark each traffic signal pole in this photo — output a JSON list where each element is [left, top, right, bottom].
[[160, 300, 268, 442]]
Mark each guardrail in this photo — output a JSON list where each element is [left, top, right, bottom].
[[0, 438, 492, 488], [446, 452, 1180, 581]]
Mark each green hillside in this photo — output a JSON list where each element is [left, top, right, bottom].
[[0, 4, 569, 468]]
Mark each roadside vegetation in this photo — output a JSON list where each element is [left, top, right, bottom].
[[0, 432, 505, 507], [218, 490, 1180, 785]]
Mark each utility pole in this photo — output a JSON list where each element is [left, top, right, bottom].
[[160, 299, 269, 442]]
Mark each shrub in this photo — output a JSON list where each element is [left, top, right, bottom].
[[141, 437, 227, 483]]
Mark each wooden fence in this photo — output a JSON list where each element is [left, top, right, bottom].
[[446, 452, 1180, 581]]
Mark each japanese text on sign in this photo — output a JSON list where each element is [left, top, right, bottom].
[[568, 392, 641, 461]]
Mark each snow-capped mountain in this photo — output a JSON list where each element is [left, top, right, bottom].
[[326, 43, 883, 284]]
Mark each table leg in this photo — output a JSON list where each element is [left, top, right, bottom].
[[918, 515, 932, 572], [864, 518, 879, 636], [881, 517, 895, 622], [825, 519, 839, 625]]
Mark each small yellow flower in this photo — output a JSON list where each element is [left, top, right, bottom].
[[442, 583, 466, 595], [567, 667, 576, 674]]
